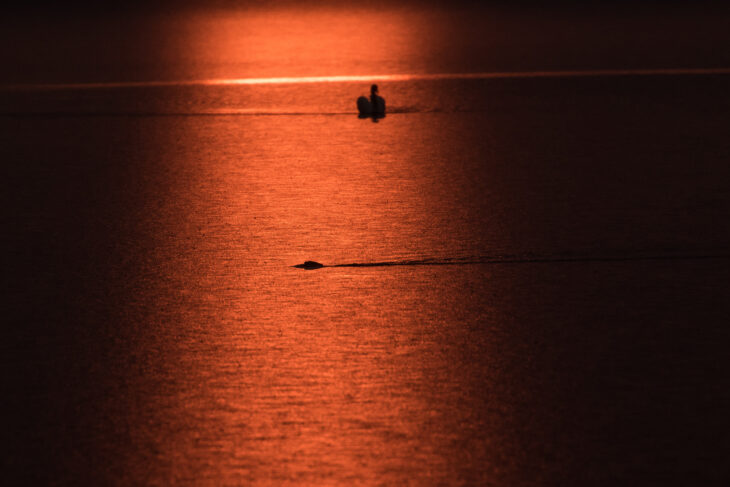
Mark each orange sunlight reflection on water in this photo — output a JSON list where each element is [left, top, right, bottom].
[[169, 6, 440, 81], [4, 3, 730, 485], [121, 105, 506, 484]]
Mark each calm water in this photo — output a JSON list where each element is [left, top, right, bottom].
[[2, 4, 730, 486]]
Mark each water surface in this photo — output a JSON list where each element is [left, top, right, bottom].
[[2, 3, 730, 485]]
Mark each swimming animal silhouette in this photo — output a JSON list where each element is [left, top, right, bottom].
[[293, 261, 325, 269]]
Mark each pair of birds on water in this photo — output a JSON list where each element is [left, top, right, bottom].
[[357, 84, 385, 116]]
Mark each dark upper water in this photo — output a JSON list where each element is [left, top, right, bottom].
[[2, 3, 730, 486]]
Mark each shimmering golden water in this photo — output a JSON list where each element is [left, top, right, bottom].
[[2, 3, 730, 486]]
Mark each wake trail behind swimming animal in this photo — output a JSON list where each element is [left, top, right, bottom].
[[293, 251, 730, 269]]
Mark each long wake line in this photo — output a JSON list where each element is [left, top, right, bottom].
[[4, 67, 730, 91], [293, 252, 730, 269]]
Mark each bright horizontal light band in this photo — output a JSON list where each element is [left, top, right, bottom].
[[3, 68, 730, 91]]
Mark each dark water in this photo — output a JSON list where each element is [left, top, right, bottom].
[[2, 4, 730, 486]]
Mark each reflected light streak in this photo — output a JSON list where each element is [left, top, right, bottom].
[[4, 67, 730, 91]]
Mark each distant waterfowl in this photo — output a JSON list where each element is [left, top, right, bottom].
[[357, 84, 386, 116]]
